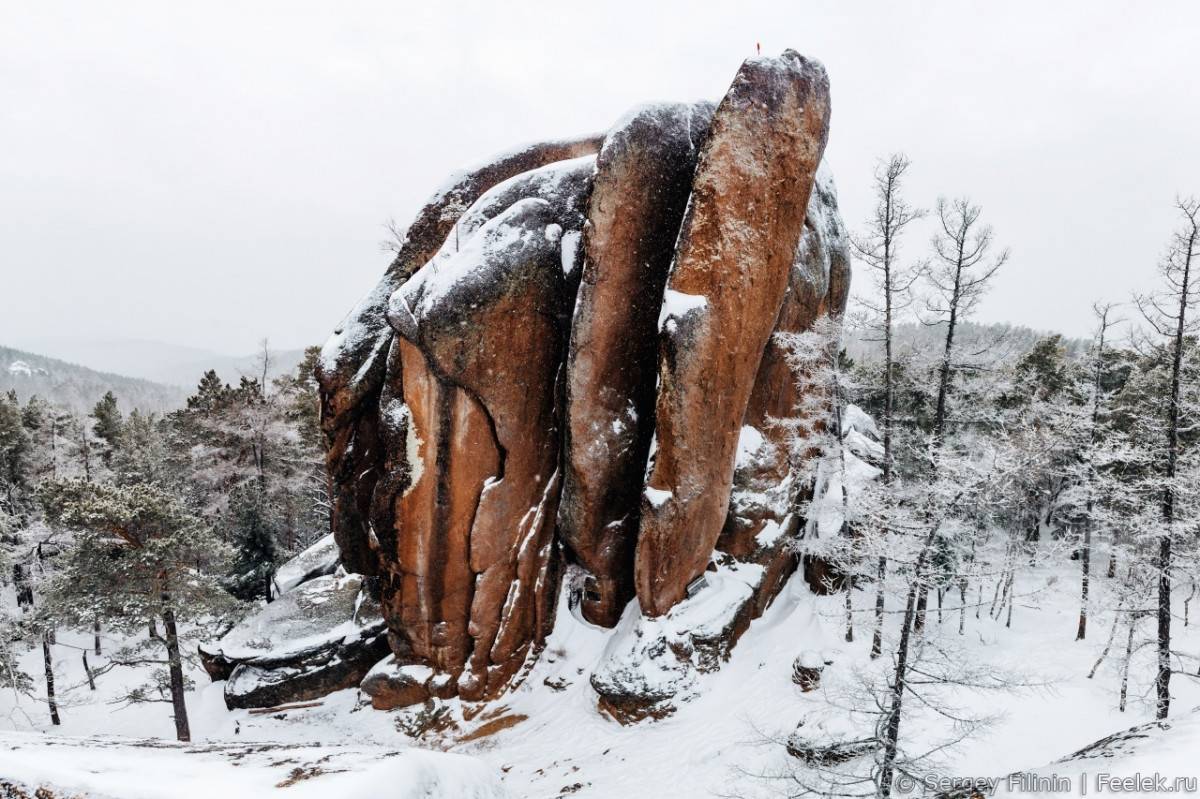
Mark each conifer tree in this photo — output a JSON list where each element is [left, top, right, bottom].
[[90, 391, 124, 466], [39, 479, 241, 741]]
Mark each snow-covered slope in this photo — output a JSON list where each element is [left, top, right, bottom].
[[0, 733, 504, 799], [3, 558, 1199, 797], [994, 712, 1200, 798]]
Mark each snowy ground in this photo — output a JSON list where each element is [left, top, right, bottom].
[[3, 551, 1199, 797]]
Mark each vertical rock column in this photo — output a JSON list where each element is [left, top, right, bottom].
[[719, 163, 852, 560], [387, 158, 595, 700], [635, 51, 833, 616], [559, 101, 715, 627]]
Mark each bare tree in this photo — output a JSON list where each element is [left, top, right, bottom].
[[851, 154, 925, 659], [926, 197, 1010, 449], [1133, 196, 1199, 719], [1077, 303, 1121, 640], [915, 197, 1008, 631]]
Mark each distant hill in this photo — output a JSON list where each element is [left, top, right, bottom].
[[0, 346, 188, 414], [3, 337, 307, 390], [845, 320, 1088, 367]]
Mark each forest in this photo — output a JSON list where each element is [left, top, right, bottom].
[[0, 347, 328, 740]]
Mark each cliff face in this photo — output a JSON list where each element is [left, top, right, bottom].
[[316, 50, 850, 712]]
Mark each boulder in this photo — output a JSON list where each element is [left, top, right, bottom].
[[270, 533, 340, 598], [591, 559, 766, 722], [360, 657, 435, 711], [199, 573, 388, 709], [636, 51, 833, 616], [559, 101, 715, 627]]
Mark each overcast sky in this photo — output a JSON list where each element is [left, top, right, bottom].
[[3, 0, 1198, 356]]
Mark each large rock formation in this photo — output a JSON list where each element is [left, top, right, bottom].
[[315, 50, 849, 712], [318, 136, 603, 576]]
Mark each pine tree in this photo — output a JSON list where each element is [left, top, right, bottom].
[[39, 479, 242, 741], [0, 391, 32, 518], [227, 483, 279, 602], [90, 391, 124, 466]]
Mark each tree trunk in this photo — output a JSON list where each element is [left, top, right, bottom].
[[871, 556, 886, 659], [877, 525, 939, 798], [94, 617, 102, 655], [1155, 219, 1193, 720], [1120, 616, 1136, 713], [1077, 524, 1091, 640], [161, 602, 191, 742], [914, 586, 928, 635], [1184, 581, 1195, 628], [844, 589, 854, 643], [1078, 307, 1109, 643], [878, 577, 919, 799], [42, 631, 60, 726], [1156, 534, 1172, 719], [958, 578, 967, 635], [1089, 601, 1123, 679], [82, 651, 96, 691]]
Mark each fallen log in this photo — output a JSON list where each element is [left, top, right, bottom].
[[246, 700, 324, 715]]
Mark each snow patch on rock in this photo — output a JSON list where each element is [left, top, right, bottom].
[[656, 288, 708, 333]]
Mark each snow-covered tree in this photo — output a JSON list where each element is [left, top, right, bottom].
[[39, 479, 242, 741], [1131, 197, 1199, 719], [849, 153, 925, 658]]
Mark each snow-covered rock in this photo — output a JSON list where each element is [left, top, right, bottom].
[[270, 533, 340, 598], [992, 711, 1200, 799], [359, 656, 436, 710], [316, 49, 848, 711], [199, 572, 388, 709], [590, 560, 766, 721]]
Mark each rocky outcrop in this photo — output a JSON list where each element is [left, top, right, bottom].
[[559, 102, 715, 627], [385, 156, 592, 701], [315, 50, 850, 712], [270, 533, 340, 598], [199, 572, 388, 709], [360, 657, 435, 711]]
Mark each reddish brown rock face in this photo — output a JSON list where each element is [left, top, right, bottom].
[[382, 338, 499, 676], [388, 162, 593, 699], [559, 101, 715, 627], [635, 52, 832, 616], [315, 135, 601, 576], [317, 51, 851, 709]]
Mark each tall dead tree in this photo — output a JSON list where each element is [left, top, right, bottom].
[[927, 197, 1009, 449], [916, 197, 1007, 631], [1077, 302, 1119, 641], [1134, 196, 1199, 720], [851, 153, 925, 659]]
